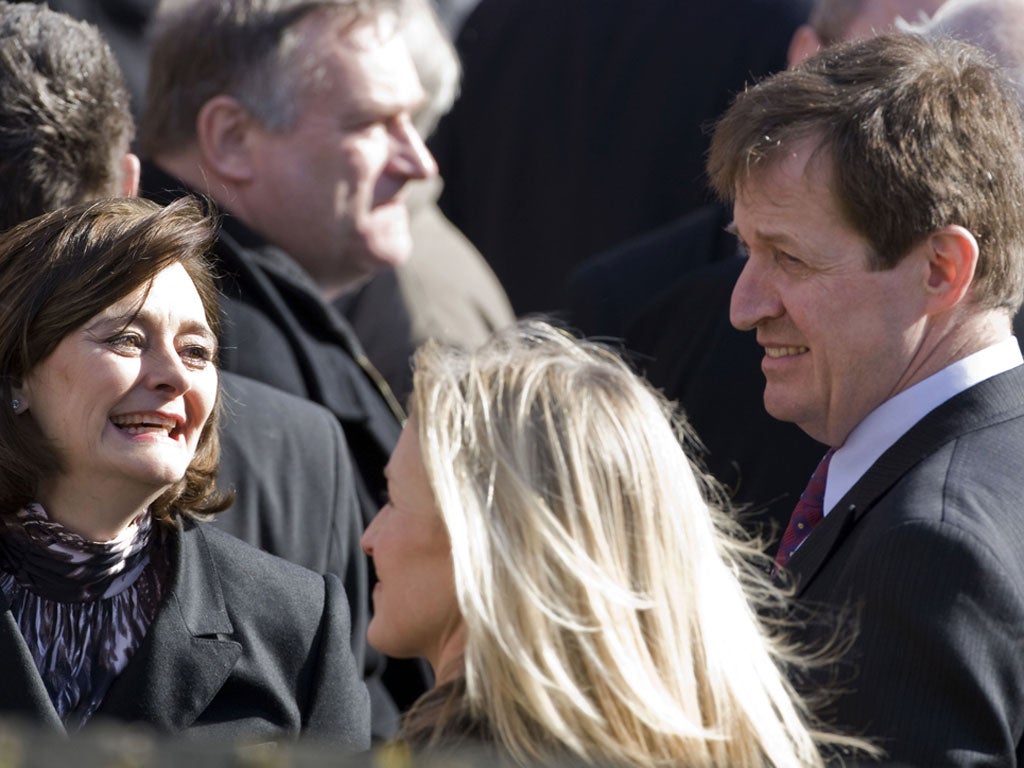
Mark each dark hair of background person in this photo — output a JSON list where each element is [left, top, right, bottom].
[[0, 1, 134, 231], [0, 196, 228, 525], [709, 32, 1024, 313]]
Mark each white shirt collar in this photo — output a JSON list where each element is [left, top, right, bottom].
[[823, 337, 1023, 515]]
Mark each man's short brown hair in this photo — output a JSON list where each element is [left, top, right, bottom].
[[0, 3, 134, 231], [709, 33, 1024, 313]]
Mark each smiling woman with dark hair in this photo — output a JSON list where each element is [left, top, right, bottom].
[[0, 196, 369, 745]]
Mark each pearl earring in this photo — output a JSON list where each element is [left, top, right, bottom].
[[11, 399, 21, 412]]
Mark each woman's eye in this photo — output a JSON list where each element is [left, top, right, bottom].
[[180, 344, 214, 368], [107, 332, 143, 352]]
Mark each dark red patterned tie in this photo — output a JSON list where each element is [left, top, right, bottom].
[[774, 448, 836, 569]]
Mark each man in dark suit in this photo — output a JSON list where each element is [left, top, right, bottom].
[[711, 32, 1024, 763], [136, 0, 437, 716]]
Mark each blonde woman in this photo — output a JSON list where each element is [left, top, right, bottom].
[[361, 320, 869, 767]]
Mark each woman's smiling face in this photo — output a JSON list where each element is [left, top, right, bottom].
[[18, 262, 218, 512]]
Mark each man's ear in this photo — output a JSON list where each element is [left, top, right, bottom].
[[787, 24, 823, 69], [924, 225, 979, 313], [120, 152, 141, 197], [195, 95, 259, 183]]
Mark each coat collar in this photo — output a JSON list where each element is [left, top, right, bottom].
[[784, 364, 1024, 596], [95, 520, 242, 731], [0, 601, 64, 731]]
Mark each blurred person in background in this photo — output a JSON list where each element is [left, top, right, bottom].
[[431, 0, 812, 315]]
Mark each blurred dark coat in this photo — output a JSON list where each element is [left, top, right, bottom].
[[215, 371, 370, 679], [431, 0, 811, 314]]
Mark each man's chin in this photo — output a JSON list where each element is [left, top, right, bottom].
[[362, 230, 414, 271], [318, 238, 412, 301], [763, 390, 809, 426]]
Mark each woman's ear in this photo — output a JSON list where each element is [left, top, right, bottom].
[[195, 95, 259, 183], [11, 382, 28, 414]]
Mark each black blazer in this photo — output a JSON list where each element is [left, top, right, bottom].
[[784, 365, 1024, 766], [0, 520, 370, 746], [213, 372, 405, 734], [215, 372, 366, 641]]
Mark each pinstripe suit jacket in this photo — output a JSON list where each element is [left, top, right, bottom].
[[784, 364, 1024, 766]]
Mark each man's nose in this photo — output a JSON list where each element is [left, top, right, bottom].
[[730, 257, 783, 331], [390, 115, 437, 180]]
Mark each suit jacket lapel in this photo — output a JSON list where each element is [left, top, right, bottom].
[[97, 521, 241, 731], [0, 599, 64, 732], [787, 365, 1024, 596]]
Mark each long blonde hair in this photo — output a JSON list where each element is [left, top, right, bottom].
[[406, 320, 865, 767]]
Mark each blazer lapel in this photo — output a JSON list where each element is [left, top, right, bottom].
[[786, 365, 1024, 596], [0, 601, 64, 732], [97, 521, 241, 731]]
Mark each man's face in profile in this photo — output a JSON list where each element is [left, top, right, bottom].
[[245, 11, 437, 299], [729, 140, 930, 446]]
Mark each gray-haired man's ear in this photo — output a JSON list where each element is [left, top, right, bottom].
[[121, 153, 141, 197], [787, 24, 824, 69]]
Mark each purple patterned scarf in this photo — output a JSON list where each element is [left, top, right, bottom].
[[0, 503, 169, 730]]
